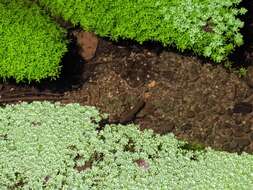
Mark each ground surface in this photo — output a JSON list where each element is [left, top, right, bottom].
[[0, 1, 253, 154]]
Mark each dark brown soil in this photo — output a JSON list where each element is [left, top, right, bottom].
[[1, 1, 253, 154]]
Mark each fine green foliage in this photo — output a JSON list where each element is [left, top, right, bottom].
[[0, 101, 252, 189], [237, 67, 247, 78], [37, 0, 246, 62], [0, 0, 67, 83]]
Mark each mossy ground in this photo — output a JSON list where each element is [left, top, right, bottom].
[[0, 0, 67, 83], [0, 101, 252, 189]]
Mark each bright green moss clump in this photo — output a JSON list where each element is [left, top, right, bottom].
[[37, 0, 246, 62], [0, 101, 252, 189], [0, 0, 67, 83]]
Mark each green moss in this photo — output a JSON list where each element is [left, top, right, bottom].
[[0, 0, 67, 83], [0, 101, 252, 189], [37, 0, 246, 62]]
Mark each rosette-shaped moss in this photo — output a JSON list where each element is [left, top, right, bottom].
[[0, 101, 252, 189]]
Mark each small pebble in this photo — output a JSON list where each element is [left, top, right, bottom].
[[246, 66, 253, 88], [233, 102, 252, 114], [135, 159, 149, 171]]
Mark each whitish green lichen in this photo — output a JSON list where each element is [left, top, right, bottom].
[[0, 101, 252, 189]]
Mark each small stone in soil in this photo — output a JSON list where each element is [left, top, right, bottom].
[[134, 159, 149, 170], [237, 138, 251, 148], [232, 102, 253, 114], [72, 30, 98, 61], [246, 66, 253, 88]]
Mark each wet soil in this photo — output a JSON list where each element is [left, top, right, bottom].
[[1, 1, 253, 154]]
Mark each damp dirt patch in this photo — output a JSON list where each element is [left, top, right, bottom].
[[1, 1, 253, 154], [1, 37, 253, 154]]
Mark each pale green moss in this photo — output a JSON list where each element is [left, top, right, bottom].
[[0, 101, 252, 189]]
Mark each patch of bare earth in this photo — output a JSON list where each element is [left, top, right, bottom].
[[63, 38, 253, 154]]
